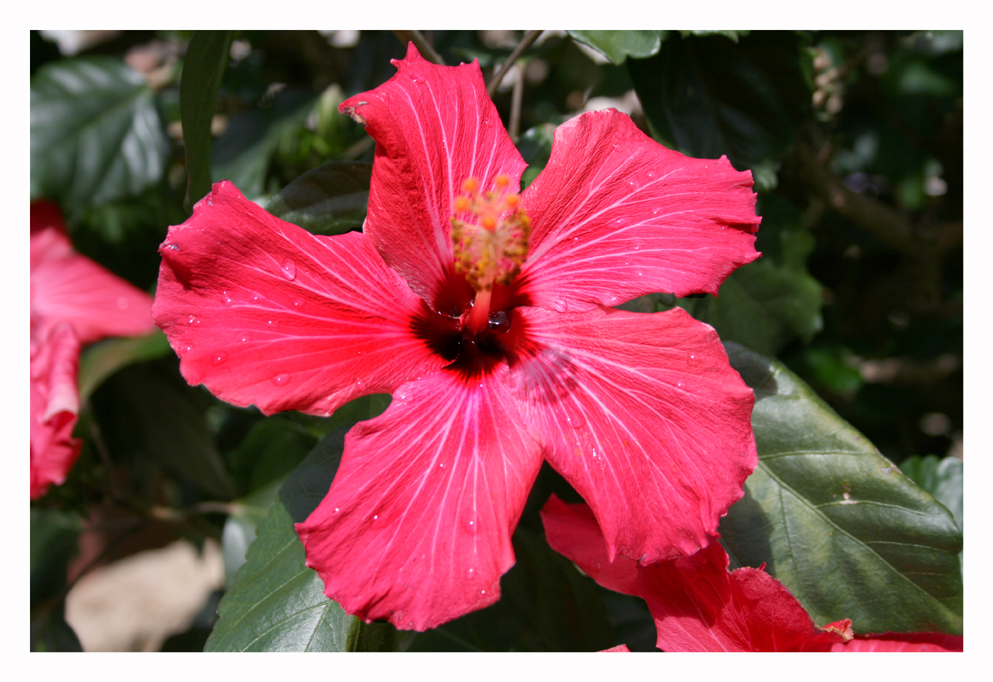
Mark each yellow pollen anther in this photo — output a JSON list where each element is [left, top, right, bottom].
[[450, 175, 530, 291]]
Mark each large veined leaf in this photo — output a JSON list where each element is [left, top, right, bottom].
[[181, 31, 234, 208], [205, 430, 413, 651], [900, 455, 963, 534], [266, 161, 372, 236], [31, 57, 169, 210], [719, 343, 963, 635]]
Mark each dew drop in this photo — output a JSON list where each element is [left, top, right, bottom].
[[373, 515, 379, 521], [271, 373, 291, 386], [166, 242, 180, 251], [467, 567, 474, 577], [293, 298, 305, 309], [487, 310, 511, 334], [553, 300, 567, 313], [647, 170, 657, 179], [207, 199, 214, 207], [188, 315, 200, 326], [677, 381, 684, 388], [116, 297, 129, 310], [238, 332, 251, 343], [480, 590, 486, 596], [222, 291, 233, 305], [211, 351, 228, 366], [688, 353, 700, 366], [568, 411, 586, 428], [280, 260, 296, 281], [333, 508, 340, 513]]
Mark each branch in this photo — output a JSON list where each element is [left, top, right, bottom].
[[488, 30, 543, 97]]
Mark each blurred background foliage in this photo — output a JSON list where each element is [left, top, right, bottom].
[[30, 29, 962, 651]]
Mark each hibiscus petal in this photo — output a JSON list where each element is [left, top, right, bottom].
[[639, 542, 853, 652], [152, 180, 446, 416], [30, 227, 155, 346], [340, 43, 526, 311], [830, 632, 963, 652], [514, 306, 756, 564], [540, 495, 641, 597], [296, 367, 542, 630], [30, 323, 82, 499], [519, 109, 760, 309]]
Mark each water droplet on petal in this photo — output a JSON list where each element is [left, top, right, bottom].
[[116, 297, 129, 310], [480, 590, 486, 596], [333, 508, 339, 513], [239, 332, 251, 343], [207, 199, 214, 207], [188, 315, 199, 325], [293, 298, 305, 309], [373, 515, 379, 521], [280, 260, 296, 280], [647, 170, 657, 179], [487, 310, 511, 334], [553, 300, 567, 313], [166, 242, 180, 251], [688, 353, 700, 366], [272, 373, 291, 386], [222, 291, 233, 305], [467, 568, 474, 577], [211, 351, 228, 366]]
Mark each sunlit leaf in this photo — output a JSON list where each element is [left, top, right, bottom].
[[568, 31, 665, 65], [266, 161, 371, 235], [31, 57, 169, 210]]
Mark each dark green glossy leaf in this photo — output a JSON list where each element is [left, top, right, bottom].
[[266, 161, 372, 235], [206, 430, 413, 651], [410, 527, 613, 651], [31, 57, 169, 210], [221, 477, 283, 590], [77, 331, 171, 402], [212, 89, 318, 198], [93, 363, 234, 500], [628, 32, 809, 183], [719, 344, 963, 635], [226, 416, 316, 496], [900, 455, 962, 532], [181, 31, 234, 208], [568, 31, 665, 65]]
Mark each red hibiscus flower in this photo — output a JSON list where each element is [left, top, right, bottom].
[[542, 495, 963, 652], [151, 44, 761, 630], [30, 200, 155, 498]]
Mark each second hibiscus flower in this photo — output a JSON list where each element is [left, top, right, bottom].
[[152, 44, 761, 630]]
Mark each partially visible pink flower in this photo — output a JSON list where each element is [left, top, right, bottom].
[[152, 45, 760, 630], [542, 495, 963, 652], [30, 200, 155, 498]]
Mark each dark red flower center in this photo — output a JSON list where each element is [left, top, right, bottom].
[[411, 280, 534, 379]]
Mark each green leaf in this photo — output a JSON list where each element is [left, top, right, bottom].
[[266, 161, 372, 235], [226, 416, 317, 496], [627, 32, 809, 181], [181, 31, 234, 208], [31, 57, 169, 210], [212, 89, 318, 198], [689, 258, 823, 357], [900, 455, 963, 532], [77, 331, 171, 402], [568, 31, 665, 65], [206, 430, 413, 651], [719, 344, 963, 635], [221, 477, 283, 590], [93, 363, 234, 500], [410, 527, 613, 651]]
